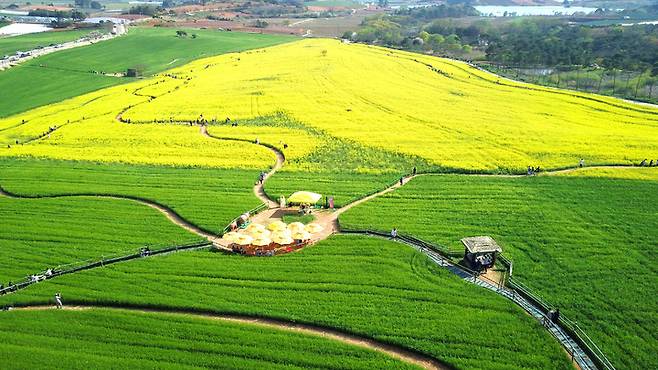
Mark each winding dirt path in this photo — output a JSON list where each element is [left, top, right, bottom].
[[200, 125, 285, 209], [0, 186, 221, 244], [9, 305, 447, 370]]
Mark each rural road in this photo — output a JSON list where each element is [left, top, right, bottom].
[[0, 23, 127, 71]]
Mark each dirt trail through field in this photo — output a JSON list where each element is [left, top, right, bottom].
[[199, 125, 284, 209], [8, 305, 447, 370], [0, 185, 222, 244]]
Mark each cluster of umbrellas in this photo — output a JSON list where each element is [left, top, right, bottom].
[[222, 220, 324, 247]]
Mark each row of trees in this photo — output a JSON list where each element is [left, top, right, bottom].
[[484, 19, 658, 73], [347, 4, 658, 74]]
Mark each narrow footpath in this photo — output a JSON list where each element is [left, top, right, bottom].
[[9, 305, 447, 370], [0, 186, 220, 243]]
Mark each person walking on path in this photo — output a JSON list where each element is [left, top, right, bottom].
[[579, 158, 585, 168], [399, 177, 404, 186], [390, 228, 398, 239], [412, 167, 417, 175], [55, 293, 63, 309]]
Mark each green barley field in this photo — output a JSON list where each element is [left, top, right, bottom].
[[0, 309, 417, 369], [0, 235, 573, 370], [340, 173, 658, 369]]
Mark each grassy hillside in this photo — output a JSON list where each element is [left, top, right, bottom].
[[0, 309, 416, 369], [339, 169, 658, 369], [0, 158, 263, 233], [0, 29, 98, 57], [0, 195, 200, 282], [0, 235, 574, 370], [123, 39, 658, 172], [0, 27, 293, 117], [2, 38, 655, 174]]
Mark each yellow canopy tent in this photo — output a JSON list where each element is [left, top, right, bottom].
[[291, 230, 312, 241], [252, 236, 273, 247], [272, 233, 294, 245], [245, 223, 266, 233], [267, 221, 288, 231], [222, 231, 240, 242], [288, 191, 322, 204], [248, 228, 271, 238], [234, 234, 254, 246]]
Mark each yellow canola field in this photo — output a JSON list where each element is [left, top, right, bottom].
[[206, 125, 320, 163], [124, 39, 658, 171], [1, 38, 657, 171], [0, 79, 274, 169], [551, 166, 658, 181]]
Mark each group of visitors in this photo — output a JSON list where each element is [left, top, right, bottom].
[[0, 268, 56, 295], [258, 171, 266, 184], [0, 282, 16, 295], [232, 245, 276, 256], [527, 166, 542, 175], [475, 254, 494, 269], [139, 247, 151, 257], [299, 203, 312, 215], [639, 159, 657, 167]]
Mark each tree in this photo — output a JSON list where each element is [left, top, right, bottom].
[[176, 30, 187, 37], [70, 9, 86, 20], [74, 0, 91, 8], [90, 1, 102, 10]]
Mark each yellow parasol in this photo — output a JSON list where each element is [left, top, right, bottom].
[[305, 223, 324, 233], [288, 222, 306, 231], [288, 191, 322, 204], [271, 229, 291, 237], [272, 233, 294, 245], [245, 223, 266, 233], [234, 234, 254, 246], [252, 236, 272, 246], [291, 230, 312, 241], [222, 231, 240, 242], [248, 228, 271, 238], [267, 220, 288, 231]]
